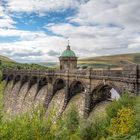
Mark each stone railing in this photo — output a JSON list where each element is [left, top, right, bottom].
[[2, 67, 139, 79]]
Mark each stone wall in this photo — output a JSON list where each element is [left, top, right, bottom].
[[1, 64, 140, 118]]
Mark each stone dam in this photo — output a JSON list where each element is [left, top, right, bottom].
[[1, 64, 140, 118]]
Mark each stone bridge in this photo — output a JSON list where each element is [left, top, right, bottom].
[[1, 64, 140, 117]]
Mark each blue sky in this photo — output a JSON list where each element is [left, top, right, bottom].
[[0, 0, 140, 62]]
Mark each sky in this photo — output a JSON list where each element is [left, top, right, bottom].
[[0, 0, 140, 63]]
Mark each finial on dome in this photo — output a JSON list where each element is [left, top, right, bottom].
[[67, 39, 70, 50]]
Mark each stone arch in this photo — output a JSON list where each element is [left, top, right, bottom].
[[44, 78, 66, 110], [18, 75, 29, 94], [6, 74, 14, 85], [103, 81, 121, 94], [44, 78, 66, 116], [3, 74, 14, 91], [12, 75, 21, 88], [23, 76, 38, 100], [27, 76, 38, 91], [69, 80, 85, 99], [53, 78, 66, 95], [91, 83, 120, 107], [34, 77, 48, 99]]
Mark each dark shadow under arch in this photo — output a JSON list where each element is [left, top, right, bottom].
[[34, 77, 48, 99], [18, 75, 29, 94], [53, 78, 66, 95], [12, 75, 21, 89], [91, 84, 120, 108], [5, 74, 14, 87], [2, 74, 14, 93], [43, 78, 66, 110], [27, 76, 38, 91], [69, 80, 85, 99], [24, 76, 38, 100]]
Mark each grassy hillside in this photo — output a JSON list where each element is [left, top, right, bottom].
[[1, 52, 140, 69], [0, 55, 47, 70], [0, 55, 15, 63], [78, 53, 140, 68], [0, 55, 14, 62], [38, 62, 58, 69]]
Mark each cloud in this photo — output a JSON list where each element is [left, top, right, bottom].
[[70, 0, 140, 31], [46, 23, 122, 38], [47, 50, 60, 56], [0, 32, 67, 62], [0, 0, 140, 63], [0, 5, 16, 28], [7, 0, 83, 15]]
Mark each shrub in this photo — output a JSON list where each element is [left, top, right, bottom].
[[64, 106, 80, 134], [80, 116, 109, 140], [0, 70, 2, 81], [109, 107, 135, 136], [133, 96, 140, 131], [53, 106, 80, 140], [0, 106, 54, 140], [106, 93, 134, 119]]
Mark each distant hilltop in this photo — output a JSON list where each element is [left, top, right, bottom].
[[0, 55, 14, 63], [1, 52, 140, 69], [78, 52, 140, 69], [38, 52, 140, 69]]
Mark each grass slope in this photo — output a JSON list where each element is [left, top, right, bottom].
[[0, 55, 47, 70], [0, 55, 14, 63], [78, 53, 140, 68], [1, 52, 140, 69]]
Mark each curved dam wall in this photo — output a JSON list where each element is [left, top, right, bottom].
[[3, 80, 111, 119], [2, 66, 138, 118]]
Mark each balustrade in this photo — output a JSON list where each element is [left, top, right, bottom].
[[3, 68, 139, 79]]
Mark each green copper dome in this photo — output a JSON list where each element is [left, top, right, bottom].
[[61, 45, 76, 57]]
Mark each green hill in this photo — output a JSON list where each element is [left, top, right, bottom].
[[0, 55, 14, 63], [78, 53, 140, 69], [1, 52, 140, 69], [0, 55, 47, 70]]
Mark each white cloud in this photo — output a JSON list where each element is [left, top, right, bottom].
[[7, 0, 82, 14], [0, 30, 66, 62], [0, 0, 140, 62], [0, 4, 16, 28], [0, 28, 47, 41], [46, 23, 122, 38], [70, 0, 140, 31]]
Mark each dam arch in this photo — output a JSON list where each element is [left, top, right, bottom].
[[23, 76, 38, 100], [53, 78, 66, 95], [18, 75, 29, 94], [69, 80, 85, 100], [91, 83, 120, 110], [34, 77, 48, 99], [12, 75, 21, 89], [2, 64, 140, 118]]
